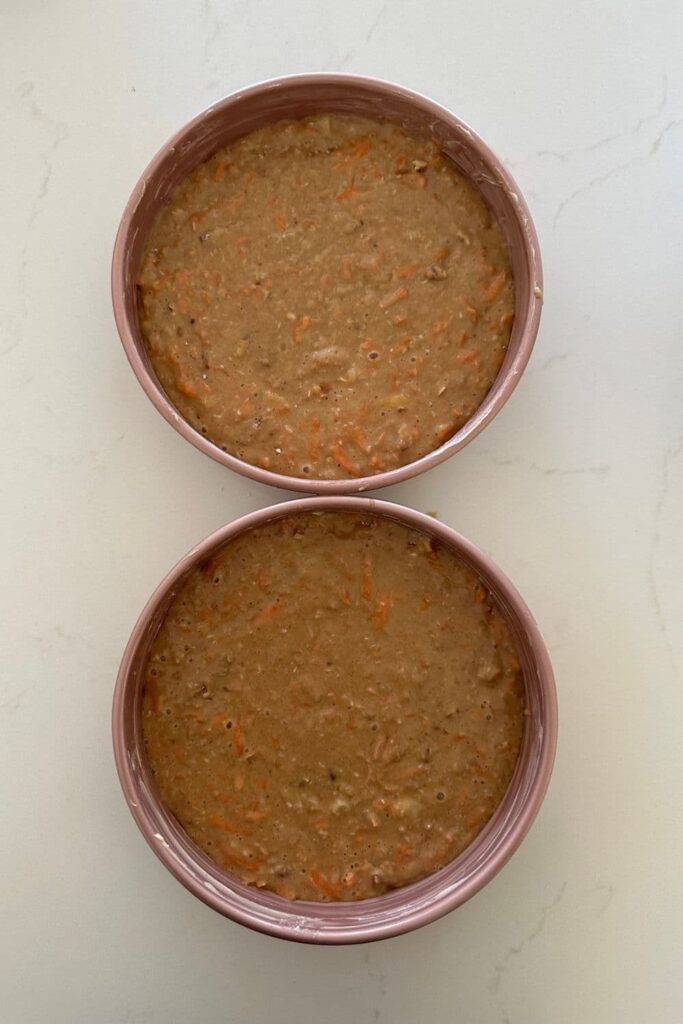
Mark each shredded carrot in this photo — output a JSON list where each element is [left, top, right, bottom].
[[309, 415, 321, 464], [309, 871, 344, 900], [361, 553, 373, 600], [428, 317, 452, 339], [372, 594, 393, 629], [272, 212, 287, 232], [238, 285, 264, 299], [208, 815, 240, 833], [177, 381, 198, 399], [252, 600, 284, 626], [465, 304, 479, 322], [393, 313, 408, 326], [482, 270, 507, 303], [456, 349, 480, 365], [340, 588, 352, 606], [333, 136, 371, 170], [474, 584, 487, 603], [221, 849, 265, 871], [256, 567, 271, 590], [213, 162, 227, 182], [390, 336, 411, 356], [379, 285, 409, 309], [233, 717, 245, 756], [351, 426, 370, 454], [330, 443, 357, 474], [146, 681, 162, 714], [398, 262, 420, 279], [400, 171, 427, 189], [340, 255, 354, 281], [293, 314, 313, 344], [336, 184, 361, 202], [244, 808, 270, 823]]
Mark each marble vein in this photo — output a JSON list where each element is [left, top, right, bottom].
[[0, 690, 24, 717], [649, 118, 683, 155], [530, 351, 570, 375], [484, 453, 610, 477], [553, 155, 645, 229], [649, 432, 683, 677], [202, 0, 224, 66], [595, 883, 615, 917], [4, 82, 68, 357], [553, 112, 682, 229], [321, 50, 355, 72], [509, 73, 668, 169], [363, 948, 388, 1021], [366, 5, 387, 42], [490, 882, 567, 993]]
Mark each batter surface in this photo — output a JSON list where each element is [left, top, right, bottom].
[[138, 114, 514, 479], [142, 511, 525, 901]]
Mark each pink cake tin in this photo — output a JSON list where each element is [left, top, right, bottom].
[[112, 496, 557, 944], [112, 74, 543, 493]]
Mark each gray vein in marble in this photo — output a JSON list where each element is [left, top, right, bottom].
[[490, 882, 567, 993], [363, 947, 387, 1020], [321, 50, 354, 72], [553, 155, 646, 229], [553, 112, 682, 229], [649, 432, 683, 677], [202, 0, 224, 66], [0, 690, 24, 716], [484, 453, 610, 477], [3, 82, 68, 357], [649, 118, 683, 155], [366, 5, 387, 42], [530, 351, 570, 375], [595, 883, 615, 916], [509, 73, 668, 169]]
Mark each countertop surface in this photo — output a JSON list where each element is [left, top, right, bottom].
[[1, 2, 682, 1021]]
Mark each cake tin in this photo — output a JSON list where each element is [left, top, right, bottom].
[[112, 74, 543, 493], [113, 496, 557, 944]]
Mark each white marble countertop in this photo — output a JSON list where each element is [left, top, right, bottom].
[[1, 2, 682, 1021]]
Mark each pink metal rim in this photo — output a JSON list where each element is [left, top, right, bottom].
[[112, 497, 557, 944], [111, 74, 543, 494]]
